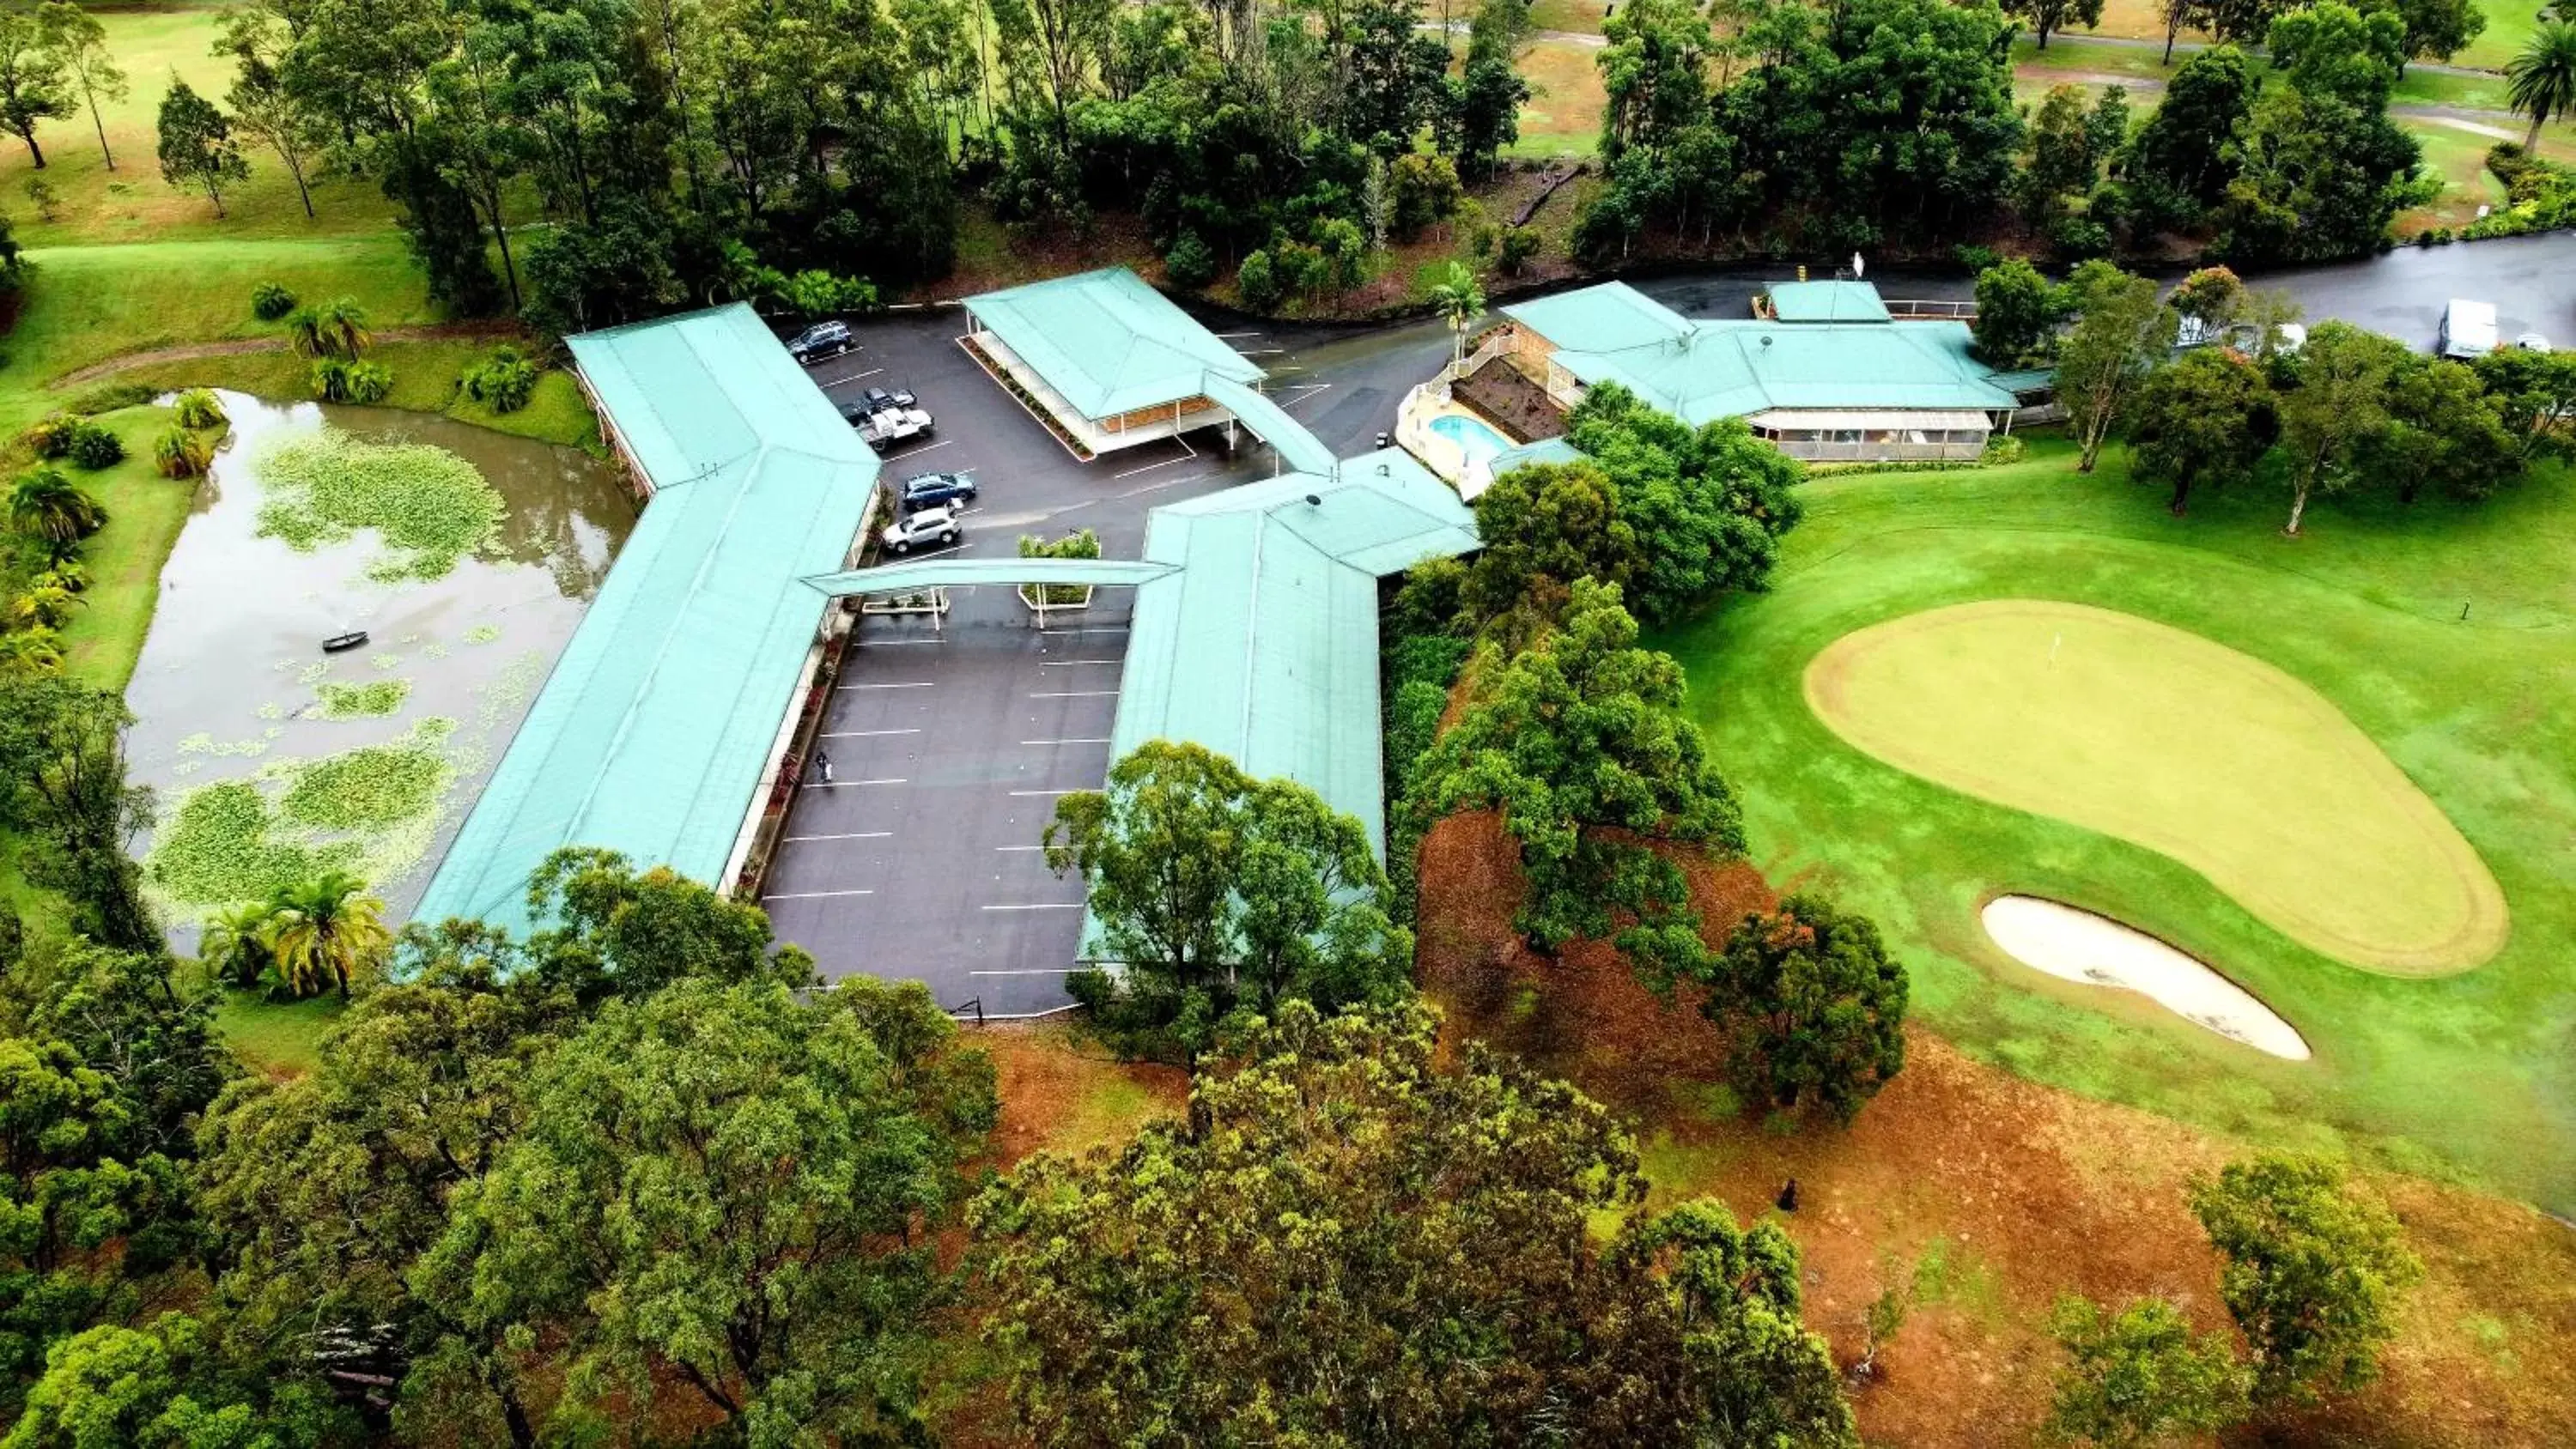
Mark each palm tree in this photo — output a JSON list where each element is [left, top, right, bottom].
[[2508, 21, 2576, 150], [317, 296, 372, 359], [1429, 263, 1488, 372], [7, 467, 106, 548], [198, 901, 279, 990], [263, 872, 392, 1000]]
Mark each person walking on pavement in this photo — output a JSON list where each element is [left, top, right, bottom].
[[814, 749, 834, 785]]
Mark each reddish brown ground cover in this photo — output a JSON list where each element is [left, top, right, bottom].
[[1413, 811, 2576, 1448]]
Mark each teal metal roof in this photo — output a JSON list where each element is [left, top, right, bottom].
[[1204, 375, 1338, 475], [1765, 280, 1892, 324], [1507, 283, 2016, 426], [805, 557, 1178, 594], [1985, 367, 2059, 394], [415, 303, 877, 935], [963, 267, 1265, 419], [1490, 436, 1584, 475], [1111, 448, 1476, 873]]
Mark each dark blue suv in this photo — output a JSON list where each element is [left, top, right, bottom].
[[899, 470, 978, 512]]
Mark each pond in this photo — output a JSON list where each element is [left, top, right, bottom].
[[124, 391, 635, 947]]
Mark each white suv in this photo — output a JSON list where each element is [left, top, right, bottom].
[[881, 506, 960, 554]]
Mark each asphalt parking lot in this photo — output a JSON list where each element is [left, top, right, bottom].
[[758, 308, 1281, 1015]]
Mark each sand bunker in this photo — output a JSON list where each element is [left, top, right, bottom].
[[1983, 895, 2311, 1061]]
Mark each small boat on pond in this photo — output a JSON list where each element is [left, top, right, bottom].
[[322, 630, 369, 653]]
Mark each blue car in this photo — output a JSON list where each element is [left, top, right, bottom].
[[899, 470, 978, 512]]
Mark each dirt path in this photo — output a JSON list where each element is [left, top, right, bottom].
[[2034, 28, 2497, 79], [54, 320, 521, 388]]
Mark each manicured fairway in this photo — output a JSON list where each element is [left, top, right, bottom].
[[1807, 599, 2506, 975], [1655, 439, 2576, 1211]]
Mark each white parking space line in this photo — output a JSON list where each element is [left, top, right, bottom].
[[1007, 788, 1084, 797], [1279, 384, 1332, 410], [817, 367, 882, 386], [1113, 452, 1190, 479], [1037, 659, 1121, 667], [764, 888, 877, 900], [820, 727, 922, 738], [786, 832, 893, 842], [1043, 625, 1129, 634], [840, 682, 934, 690], [1020, 737, 1110, 746], [994, 845, 1046, 852], [1031, 689, 1117, 698], [810, 778, 908, 787], [1212, 330, 1263, 339], [1234, 347, 1287, 355], [862, 638, 944, 646], [981, 903, 1086, 912], [890, 439, 953, 459], [1115, 470, 1212, 499]]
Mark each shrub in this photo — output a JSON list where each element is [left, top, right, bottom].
[[1953, 243, 2002, 272], [66, 422, 125, 470], [785, 269, 876, 318], [343, 361, 394, 404], [251, 282, 297, 320], [21, 413, 77, 458], [1236, 248, 1281, 312], [1163, 231, 1216, 291], [309, 360, 352, 402], [173, 389, 228, 429], [155, 426, 212, 479], [1498, 226, 1540, 276], [459, 345, 540, 414]]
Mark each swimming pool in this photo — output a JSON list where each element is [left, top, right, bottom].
[[1428, 412, 1510, 464]]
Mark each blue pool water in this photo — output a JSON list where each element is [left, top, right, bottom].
[[1428, 412, 1510, 464]]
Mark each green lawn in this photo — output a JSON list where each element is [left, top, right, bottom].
[[1806, 598, 2504, 973], [1655, 437, 2576, 1212], [212, 990, 343, 1077]]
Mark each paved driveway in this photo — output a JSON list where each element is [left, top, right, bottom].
[[756, 309, 1273, 1015]]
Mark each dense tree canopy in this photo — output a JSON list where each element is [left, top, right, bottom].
[[1702, 894, 1907, 1124], [1047, 741, 1411, 1060], [975, 1000, 1859, 1448], [2188, 1155, 2422, 1406], [1414, 579, 1742, 986], [2047, 1296, 2252, 1446]]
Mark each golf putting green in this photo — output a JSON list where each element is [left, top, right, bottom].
[[1804, 600, 2506, 975]]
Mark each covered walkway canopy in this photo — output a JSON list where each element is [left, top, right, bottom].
[[414, 303, 878, 935], [804, 556, 1179, 594], [1203, 374, 1338, 476]]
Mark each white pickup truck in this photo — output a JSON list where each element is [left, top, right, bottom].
[[856, 405, 935, 450], [2439, 300, 2497, 360]]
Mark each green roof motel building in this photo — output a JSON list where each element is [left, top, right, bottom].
[[1401, 277, 2043, 492]]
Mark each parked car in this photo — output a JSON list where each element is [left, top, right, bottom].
[[881, 505, 960, 554], [900, 470, 978, 512], [2514, 332, 2553, 353], [787, 320, 853, 363], [863, 382, 918, 410], [857, 406, 936, 450], [2439, 300, 2497, 360]]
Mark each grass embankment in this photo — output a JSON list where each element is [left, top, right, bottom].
[[1653, 435, 2576, 1212], [1413, 816, 2576, 1447], [2043, 0, 2540, 73]]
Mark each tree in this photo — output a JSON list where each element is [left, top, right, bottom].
[[418, 978, 993, 1439], [1415, 579, 1743, 987], [1427, 261, 1485, 368], [1563, 381, 1806, 622], [23, 941, 236, 1161], [2187, 1155, 2422, 1405], [2391, 0, 2484, 66], [2471, 346, 2576, 458], [1704, 895, 1907, 1124], [513, 845, 821, 1005], [3, 1313, 329, 1449], [2123, 45, 2255, 228], [1441, 52, 1528, 179], [2157, 0, 2209, 62], [2167, 264, 2245, 336], [1462, 456, 1640, 621], [2274, 320, 2403, 534], [2365, 354, 2520, 502], [2008, 0, 2106, 51], [974, 1000, 1859, 1448], [2046, 1296, 2251, 1447], [0, 679, 155, 952], [217, 10, 322, 220], [261, 872, 392, 1000], [2018, 84, 2128, 221], [33, 4, 118, 171], [1046, 741, 1410, 1059], [1971, 260, 2068, 366], [2057, 260, 2177, 471], [6, 469, 103, 550], [0, 6, 64, 169], [155, 81, 249, 218], [2507, 21, 2576, 150], [2127, 346, 2273, 513], [2217, 84, 2424, 263]]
